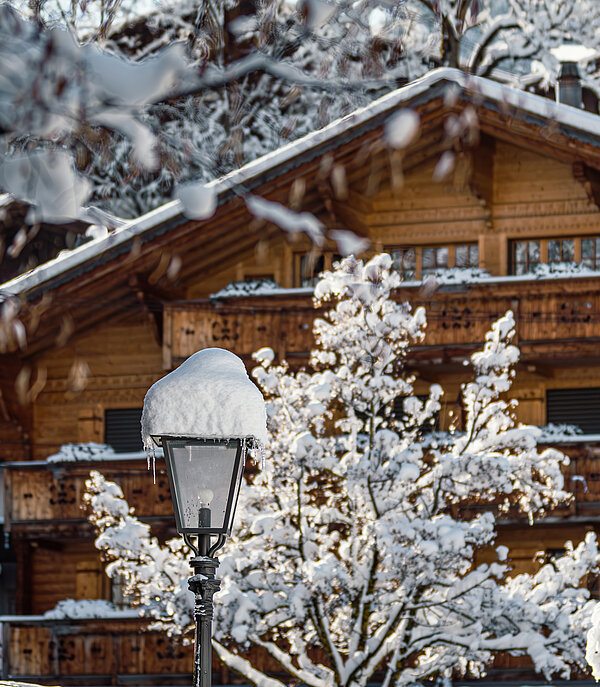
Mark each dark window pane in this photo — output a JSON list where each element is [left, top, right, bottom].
[[436, 247, 448, 267], [469, 245, 479, 266], [515, 242, 527, 262], [563, 239, 575, 261], [391, 249, 416, 280], [422, 247, 435, 269], [403, 249, 416, 268], [455, 245, 468, 267], [105, 409, 143, 452], [548, 240, 560, 262], [299, 254, 325, 286], [582, 238, 594, 259], [515, 263, 526, 275], [529, 241, 540, 261]]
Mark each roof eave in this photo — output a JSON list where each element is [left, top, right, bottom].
[[3, 67, 600, 301]]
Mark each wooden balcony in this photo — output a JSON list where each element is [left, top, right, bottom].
[[1, 616, 590, 686], [162, 293, 316, 368], [3, 458, 174, 536], [162, 275, 600, 367], [4, 441, 600, 532], [0, 616, 281, 685], [1, 617, 193, 684]]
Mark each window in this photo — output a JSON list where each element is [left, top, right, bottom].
[[582, 237, 600, 269], [387, 244, 479, 281], [390, 248, 416, 280], [548, 238, 574, 264], [511, 235, 600, 275], [111, 573, 134, 609], [546, 388, 600, 434], [422, 246, 449, 276], [455, 244, 479, 268], [294, 252, 342, 287], [512, 240, 540, 275], [104, 408, 143, 452]]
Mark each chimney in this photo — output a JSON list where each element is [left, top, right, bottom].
[[557, 61, 583, 108]]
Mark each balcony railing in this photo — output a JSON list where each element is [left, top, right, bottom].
[[162, 275, 600, 367], [0, 616, 281, 685], [2, 457, 173, 533], [0, 616, 193, 684], [1, 615, 586, 685], [4, 440, 600, 530]]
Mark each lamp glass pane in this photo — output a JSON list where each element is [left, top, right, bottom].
[[166, 440, 239, 533]]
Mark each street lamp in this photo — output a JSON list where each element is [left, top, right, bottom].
[[151, 435, 251, 687], [142, 347, 266, 687]]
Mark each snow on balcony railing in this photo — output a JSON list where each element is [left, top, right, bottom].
[[208, 265, 600, 301]]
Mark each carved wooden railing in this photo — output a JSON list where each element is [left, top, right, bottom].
[[5, 442, 600, 529], [1, 617, 193, 682], [3, 458, 173, 531], [0, 616, 281, 684], [162, 294, 316, 368], [162, 276, 600, 367]]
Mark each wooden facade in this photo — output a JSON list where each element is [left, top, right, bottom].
[[3, 69, 600, 683]]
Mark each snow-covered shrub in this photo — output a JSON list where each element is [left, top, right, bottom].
[[211, 279, 282, 299], [44, 598, 139, 619], [419, 266, 491, 285], [86, 254, 600, 686], [47, 442, 115, 463], [533, 262, 598, 279]]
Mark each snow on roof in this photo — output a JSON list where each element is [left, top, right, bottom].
[[141, 347, 267, 447], [3, 67, 600, 299]]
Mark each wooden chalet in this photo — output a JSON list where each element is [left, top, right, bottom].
[[2, 66, 600, 684]]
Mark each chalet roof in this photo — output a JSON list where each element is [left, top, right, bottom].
[[2, 66, 600, 304]]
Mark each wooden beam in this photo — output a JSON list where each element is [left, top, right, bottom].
[[467, 134, 494, 228], [573, 161, 600, 210], [328, 200, 370, 234], [518, 362, 555, 378]]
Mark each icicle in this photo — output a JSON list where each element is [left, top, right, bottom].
[[152, 444, 156, 484], [146, 446, 150, 471], [248, 440, 265, 470]]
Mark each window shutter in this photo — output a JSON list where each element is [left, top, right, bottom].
[[104, 408, 143, 452], [546, 388, 600, 434]]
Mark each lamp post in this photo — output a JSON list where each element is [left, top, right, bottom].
[[152, 435, 250, 687], [142, 347, 266, 687]]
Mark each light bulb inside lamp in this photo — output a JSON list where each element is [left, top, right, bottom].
[[198, 489, 214, 507]]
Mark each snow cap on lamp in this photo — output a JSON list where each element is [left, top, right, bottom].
[[141, 347, 267, 448]]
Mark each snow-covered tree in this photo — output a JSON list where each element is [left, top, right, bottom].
[[0, 0, 416, 220], [4, 0, 600, 222], [86, 253, 599, 687]]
